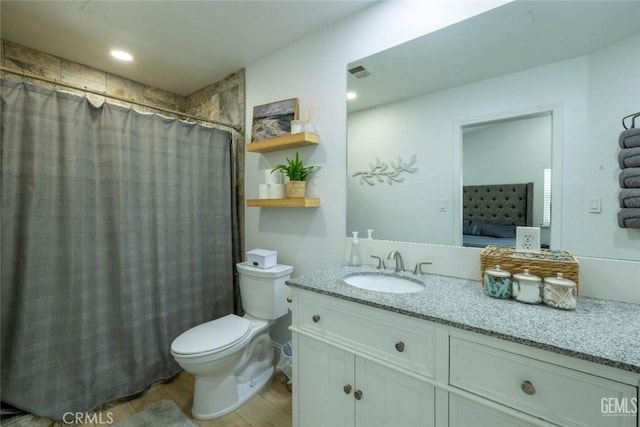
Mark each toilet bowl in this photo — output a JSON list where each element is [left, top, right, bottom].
[[171, 262, 292, 420]]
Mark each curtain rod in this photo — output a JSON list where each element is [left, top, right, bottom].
[[1, 66, 242, 132]]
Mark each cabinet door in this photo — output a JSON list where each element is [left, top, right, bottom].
[[355, 356, 435, 427], [296, 334, 355, 427], [449, 394, 540, 427]]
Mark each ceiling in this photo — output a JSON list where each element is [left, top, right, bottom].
[[347, 1, 640, 112], [1, 0, 377, 96]]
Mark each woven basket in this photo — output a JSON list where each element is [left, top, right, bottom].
[[480, 245, 580, 292]]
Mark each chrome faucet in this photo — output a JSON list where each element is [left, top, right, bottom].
[[370, 255, 385, 269], [413, 261, 433, 275], [387, 250, 404, 273]]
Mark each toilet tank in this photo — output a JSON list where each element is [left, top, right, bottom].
[[236, 262, 293, 319]]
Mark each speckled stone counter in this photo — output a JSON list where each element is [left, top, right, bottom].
[[287, 265, 640, 373]]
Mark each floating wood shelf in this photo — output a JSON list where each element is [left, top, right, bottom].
[[246, 132, 319, 153], [246, 198, 320, 208]]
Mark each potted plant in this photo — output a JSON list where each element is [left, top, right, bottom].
[[271, 152, 320, 198]]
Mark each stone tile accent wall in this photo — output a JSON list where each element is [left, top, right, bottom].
[[184, 71, 244, 128], [1, 40, 186, 111], [1, 39, 245, 255]]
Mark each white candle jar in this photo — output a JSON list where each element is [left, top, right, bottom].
[[512, 269, 542, 304]]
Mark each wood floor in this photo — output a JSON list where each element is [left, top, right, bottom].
[[2, 371, 292, 427]]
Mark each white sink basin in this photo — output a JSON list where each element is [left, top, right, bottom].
[[342, 273, 425, 294]]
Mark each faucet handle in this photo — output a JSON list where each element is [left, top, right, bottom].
[[370, 255, 385, 269], [413, 261, 433, 275]]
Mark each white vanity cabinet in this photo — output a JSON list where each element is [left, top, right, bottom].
[[291, 289, 437, 427], [290, 287, 639, 427]]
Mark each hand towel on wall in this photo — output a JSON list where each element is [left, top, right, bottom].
[[619, 188, 640, 208], [618, 147, 640, 169], [617, 208, 640, 229], [619, 168, 640, 188], [619, 127, 640, 149]]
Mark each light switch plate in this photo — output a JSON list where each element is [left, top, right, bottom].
[[588, 197, 602, 214], [516, 226, 541, 252]]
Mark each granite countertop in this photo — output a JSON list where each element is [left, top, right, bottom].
[[287, 265, 640, 374]]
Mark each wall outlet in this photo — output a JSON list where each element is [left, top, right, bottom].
[[516, 226, 541, 252]]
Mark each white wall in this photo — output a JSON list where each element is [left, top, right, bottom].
[[583, 34, 640, 258], [244, 1, 508, 343], [245, 0, 508, 272], [244, 2, 640, 343]]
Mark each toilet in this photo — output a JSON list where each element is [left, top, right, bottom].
[[171, 262, 292, 420]]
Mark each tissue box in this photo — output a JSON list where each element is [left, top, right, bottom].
[[246, 249, 277, 269]]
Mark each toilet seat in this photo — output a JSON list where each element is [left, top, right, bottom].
[[171, 314, 251, 357]]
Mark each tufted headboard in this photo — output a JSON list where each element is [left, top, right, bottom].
[[463, 183, 534, 226]]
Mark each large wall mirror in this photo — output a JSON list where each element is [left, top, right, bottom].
[[347, 0, 640, 261]]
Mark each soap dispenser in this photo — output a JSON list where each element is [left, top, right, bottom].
[[349, 231, 361, 266]]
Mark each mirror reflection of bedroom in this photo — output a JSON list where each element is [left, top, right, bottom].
[[462, 113, 552, 249]]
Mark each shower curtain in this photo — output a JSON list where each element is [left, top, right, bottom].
[[1, 79, 239, 420]]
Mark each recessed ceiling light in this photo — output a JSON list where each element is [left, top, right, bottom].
[[110, 50, 134, 61], [347, 91, 357, 100]]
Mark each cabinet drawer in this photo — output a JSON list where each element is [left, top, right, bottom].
[[450, 337, 637, 427], [298, 294, 435, 377], [449, 394, 540, 427]]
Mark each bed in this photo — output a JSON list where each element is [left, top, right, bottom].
[[462, 183, 533, 248]]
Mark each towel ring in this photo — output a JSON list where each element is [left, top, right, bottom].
[[622, 112, 640, 130]]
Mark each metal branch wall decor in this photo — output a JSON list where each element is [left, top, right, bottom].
[[352, 154, 418, 185]]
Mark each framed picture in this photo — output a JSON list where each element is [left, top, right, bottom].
[[251, 98, 299, 142]]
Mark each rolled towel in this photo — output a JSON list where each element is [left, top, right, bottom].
[[618, 147, 640, 169], [619, 128, 640, 149], [619, 189, 640, 208], [617, 208, 640, 229], [619, 168, 640, 188]]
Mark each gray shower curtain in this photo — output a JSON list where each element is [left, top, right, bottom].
[[1, 79, 239, 420]]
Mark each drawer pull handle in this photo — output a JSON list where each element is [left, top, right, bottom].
[[395, 341, 405, 352], [354, 390, 363, 400], [343, 384, 352, 394], [286, 296, 292, 303], [312, 315, 321, 323], [521, 380, 536, 396]]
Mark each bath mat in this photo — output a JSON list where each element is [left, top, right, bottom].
[[114, 400, 195, 427]]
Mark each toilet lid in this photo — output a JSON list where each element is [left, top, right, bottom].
[[171, 314, 251, 356]]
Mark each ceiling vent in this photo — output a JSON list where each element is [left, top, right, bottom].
[[348, 65, 371, 79]]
